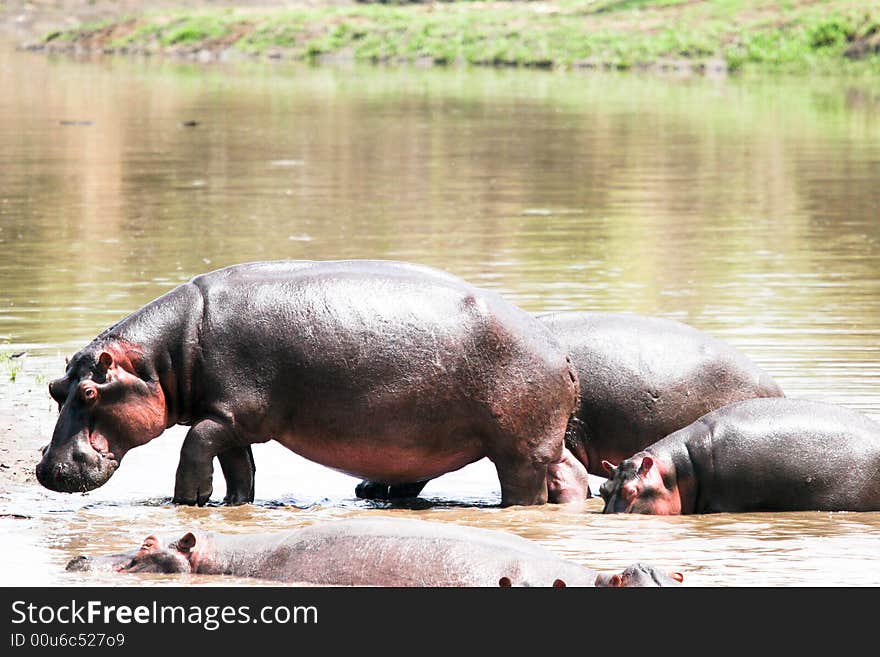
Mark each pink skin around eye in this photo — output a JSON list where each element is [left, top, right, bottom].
[[641, 473, 682, 515], [622, 456, 683, 515]]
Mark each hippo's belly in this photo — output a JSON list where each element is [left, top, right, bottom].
[[274, 432, 485, 482]]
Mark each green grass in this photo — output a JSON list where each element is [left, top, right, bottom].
[[41, 1, 880, 74], [0, 351, 23, 383]]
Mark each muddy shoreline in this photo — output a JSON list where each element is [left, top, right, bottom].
[[0, 357, 58, 492]]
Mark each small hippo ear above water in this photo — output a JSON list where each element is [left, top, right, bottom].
[[498, 576, 512, 588], [638, 456, 654, 476], [670, 572, 684, 583], [607, 574, 623, 588], [601, 460, 617, 475], [552, 579, 566, 588], [176, 532, 197, 552]]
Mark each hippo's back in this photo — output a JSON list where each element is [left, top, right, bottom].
[[190, 260, 567, 394], [674, 398, 880, 512], [539, 312, 783, 467], [267, 517, 598, 587], [192, 260, 547, 351]]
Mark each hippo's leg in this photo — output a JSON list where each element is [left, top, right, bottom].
[[354, 480, 429, 500], [494, 459, 549, 506], [547, 446, 591, 503], [173, 419, 236, 506], [218, 446, 256, 506], [486, 442, 551, 507]]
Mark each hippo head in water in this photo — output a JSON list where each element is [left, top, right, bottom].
[[598, 454, 682, 515], [66, 533, 196, 575], [594, 564, 684, 587], [37, 341, 167, 493]]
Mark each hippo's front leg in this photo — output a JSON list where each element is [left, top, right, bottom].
[[218, 446, 256, 506], [173, 419, 237, 506], [547, 447, 591, 503]]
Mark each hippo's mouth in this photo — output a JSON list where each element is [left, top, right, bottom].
[[87, 420, 119, 470], [36, 425, 121, 494]]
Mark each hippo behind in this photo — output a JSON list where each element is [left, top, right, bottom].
[[357, 312, 783, 503], [38, 260, 579, 507], [66, 517, 683, 587], [600, 398, 880, 514]]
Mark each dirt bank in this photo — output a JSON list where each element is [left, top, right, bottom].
[[0, 356, 59, 490]]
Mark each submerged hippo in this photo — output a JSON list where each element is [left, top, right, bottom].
[[66, 517, 683, 587], [356, 312, 783, 502], [36, 260, 579, 507], [600, 398, 880, 514]]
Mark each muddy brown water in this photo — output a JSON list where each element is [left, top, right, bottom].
[[1, 45, 879, 586]]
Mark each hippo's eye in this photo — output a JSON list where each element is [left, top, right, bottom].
[[78, 382, 100, 406]]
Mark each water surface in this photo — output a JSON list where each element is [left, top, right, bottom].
[[2, 45, 879, 586]]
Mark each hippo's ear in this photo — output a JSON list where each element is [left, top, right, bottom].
[[637, 456, 654, 476], [607, 574, 623, 587], [552, 579, 566, 588], [670, 572, 684, 583], [498, 576, 512, 588], [176, 532, 197, 553], [601, 460, 617, 474], [97, 352, 113, 374]]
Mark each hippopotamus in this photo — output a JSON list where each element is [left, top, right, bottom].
[[355, 312, 784, 502], [65, 517, 683, 587], [36, 260, 579, 507], [600, 398, 880, 514]]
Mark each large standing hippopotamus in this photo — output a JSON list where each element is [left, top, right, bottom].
[[356, 312, 784, 502], [600, 398, 880, 514], [36, 260, 579, 507], [65, 517, 683, 587]]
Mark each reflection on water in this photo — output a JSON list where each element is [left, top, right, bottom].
[[1, 45, 879, 586]]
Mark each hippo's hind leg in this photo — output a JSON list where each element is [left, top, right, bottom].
[[354, 480, 429, 500], [218, 446, 256, 506], [173, 419, 237, 506]]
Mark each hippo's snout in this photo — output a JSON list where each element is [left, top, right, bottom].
[[36, 445, 116, 494], [66, 549, 138, 573]]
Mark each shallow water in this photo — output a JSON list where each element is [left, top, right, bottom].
[[1, 45, 879, 586]]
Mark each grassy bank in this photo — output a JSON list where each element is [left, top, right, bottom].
[[36, 1, 880, 73]]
